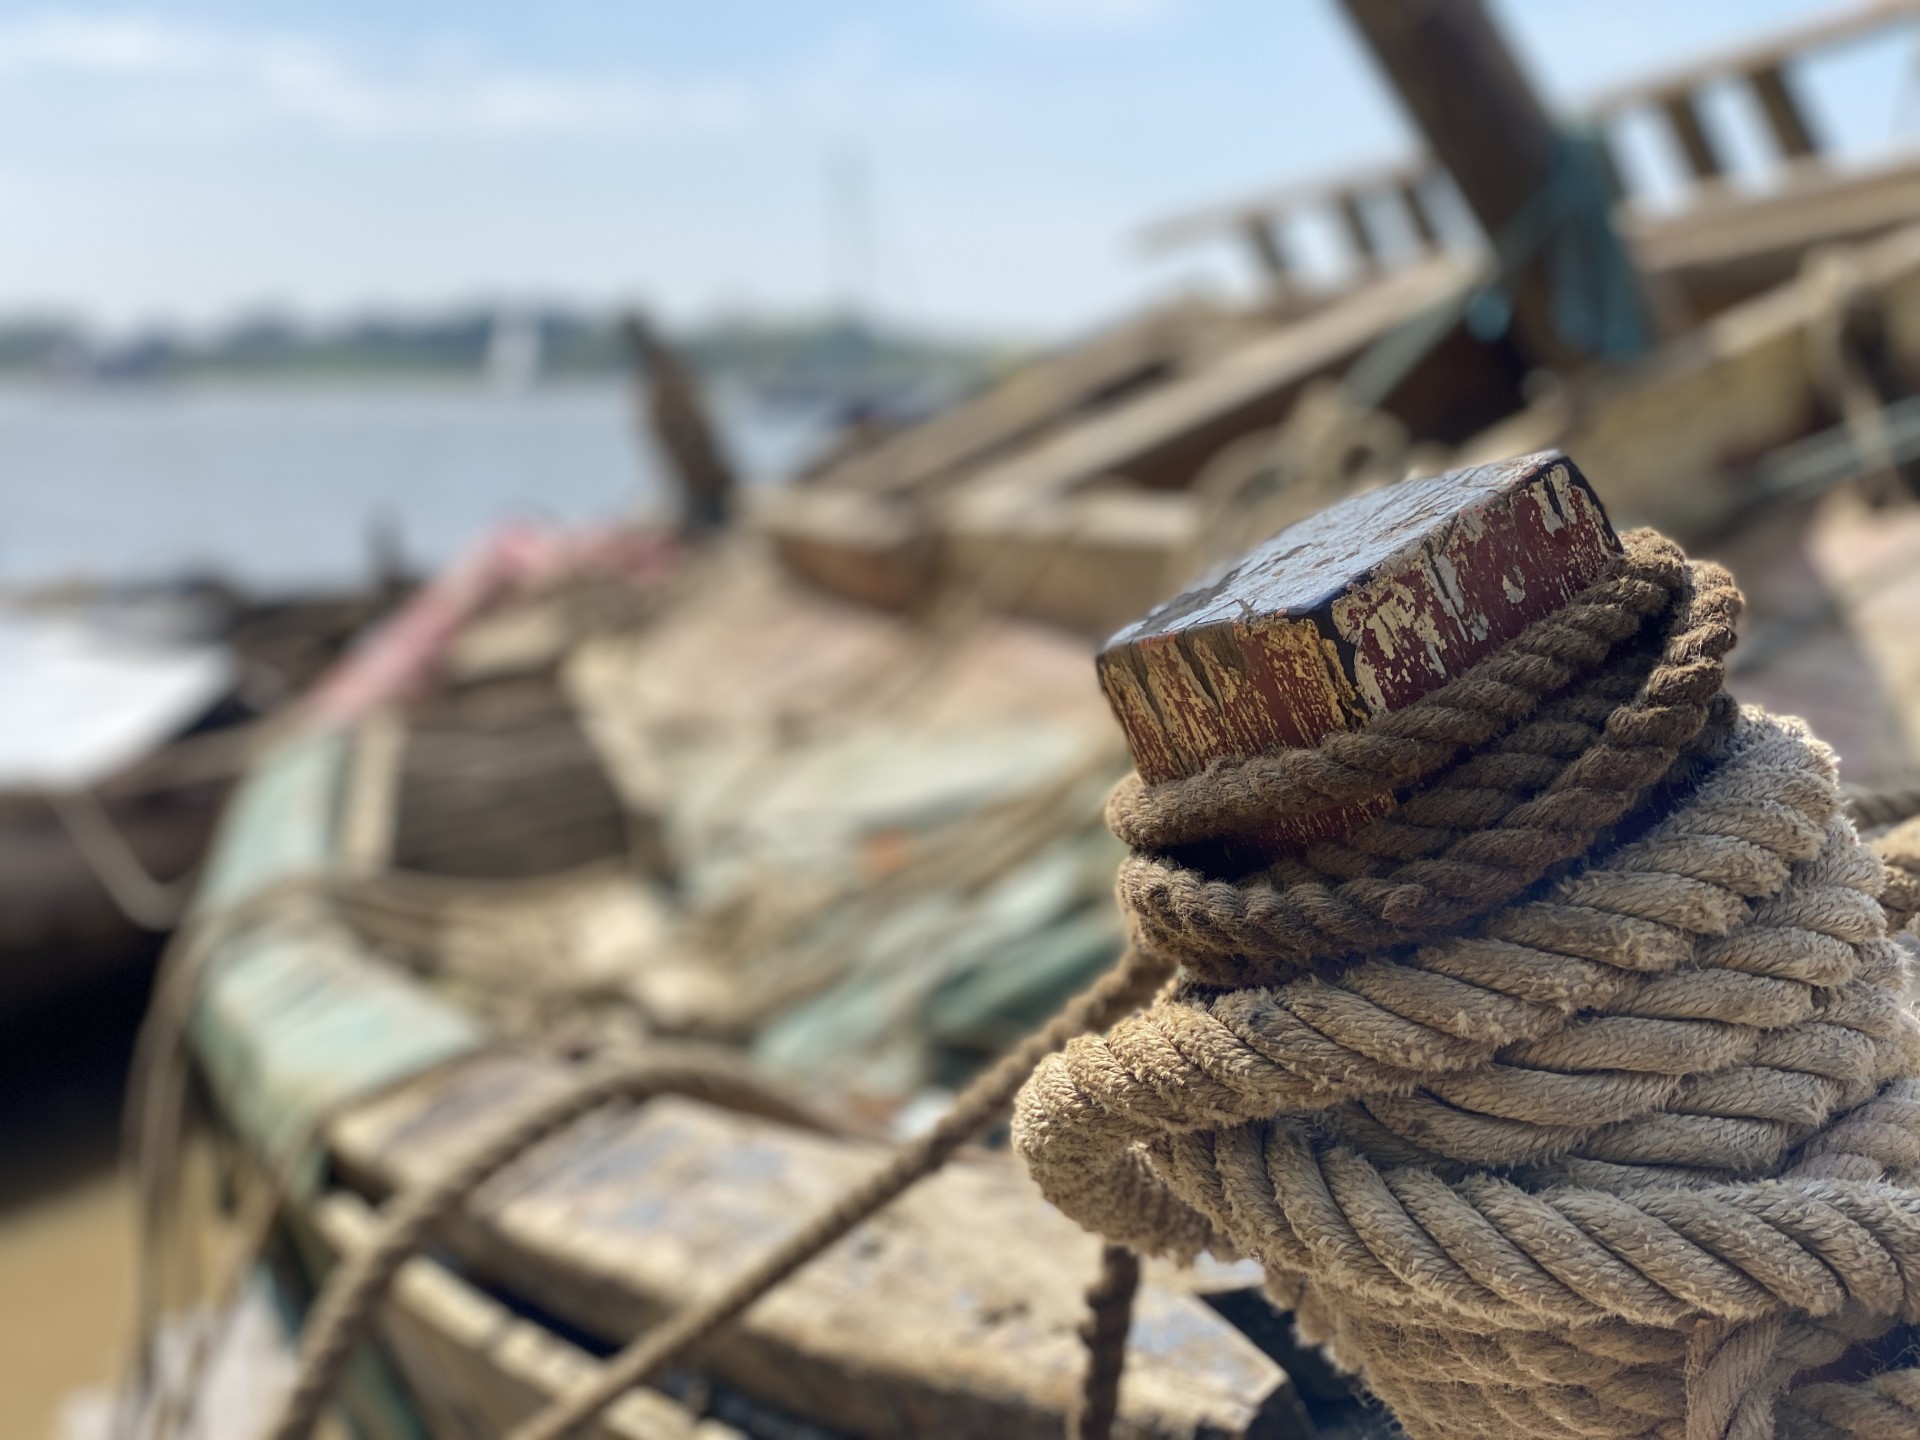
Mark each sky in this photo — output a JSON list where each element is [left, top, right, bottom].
[[2, 0, 1917, 340]]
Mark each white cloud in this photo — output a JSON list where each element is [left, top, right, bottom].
[[0, 13, 754, 138]]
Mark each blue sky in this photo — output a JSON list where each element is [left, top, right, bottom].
[[2, 0, 1915, 338]]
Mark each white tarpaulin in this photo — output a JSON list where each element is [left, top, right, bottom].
[[0, 613, 233, 790]]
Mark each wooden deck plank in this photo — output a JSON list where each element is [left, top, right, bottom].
[[328, 1054, 1312, 1440], [309, 1192, 735, 1440]]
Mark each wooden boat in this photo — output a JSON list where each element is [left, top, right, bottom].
[[762, 0, 1920, 639], [0, 582, 392, 1020], [124, 4, 1920, 1439], [137, 532, 1315, 1439]]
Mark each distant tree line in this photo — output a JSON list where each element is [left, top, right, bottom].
[[0, 307, 1016, 409]]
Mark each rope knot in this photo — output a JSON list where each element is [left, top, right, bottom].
[[1016, 529, 1920, 1440]]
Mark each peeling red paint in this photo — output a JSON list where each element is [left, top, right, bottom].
[[1096, 453, 1621, 855]]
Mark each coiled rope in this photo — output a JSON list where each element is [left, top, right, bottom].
[[1016, 528, 1920, 1440]]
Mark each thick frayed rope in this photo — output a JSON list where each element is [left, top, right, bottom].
[[1016, 530, 1920, 1440]]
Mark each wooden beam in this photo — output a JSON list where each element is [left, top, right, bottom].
[[1337, 0, 1575, 366], [1584, 0, 1920, 120], [1628, 150, 1920, 319], [1396, 177, 1442, 251], [1748, 64, 1820, 160], [1137, 1, 1917, 265], [1661, 91, 1726, 183], [939, 256, 1469, 520], [1241, 215, 1293, 287], [1336, 190, 1382, 272], [622, 311, 736, 537], [305, 1192, 731, 1440], [1509, 221, 1920, 541], [787, 302, 1208, 497], [326, 1056, 1312, 1440], [1096, 454, 1620, 850], [1135, 157, 1432, 258]]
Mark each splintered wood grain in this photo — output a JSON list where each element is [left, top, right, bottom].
[[327, 1054, 1311, 1440], [1097, 453, 1620, 853]]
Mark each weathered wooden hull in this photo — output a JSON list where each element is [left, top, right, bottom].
[[167, 568, 1314, 1439]]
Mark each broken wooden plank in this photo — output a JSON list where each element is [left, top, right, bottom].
[[756, 488, 936, 611], [1140, 1, 1919, 284], [1096, 453, 1619, 851], [339, 712, 404, 878], [327, 1054, 1313, 1440], [1242, 215, 1293, 287], [624, 311, 736, 535], [1335, 191, 1381, 273], [1135, 157, 1438, 263]]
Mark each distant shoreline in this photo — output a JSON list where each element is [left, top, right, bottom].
[[0, 310, 1020, 411]]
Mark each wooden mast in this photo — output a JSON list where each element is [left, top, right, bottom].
[[1336, 0, 1608, 368]]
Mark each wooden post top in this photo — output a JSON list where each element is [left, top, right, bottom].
[[1098, 452, 1619, 845]]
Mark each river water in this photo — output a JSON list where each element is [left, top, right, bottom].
[[0, 381, 830, 593]]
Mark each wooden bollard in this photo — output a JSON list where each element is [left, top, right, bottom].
[[1097, 452, 1620, 853]]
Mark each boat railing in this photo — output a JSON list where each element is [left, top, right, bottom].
[[1140, 0, 1920, 293]]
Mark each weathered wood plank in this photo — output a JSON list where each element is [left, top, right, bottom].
[[1140, 2, 1919, 277], [194, 729, 349, 914], [307, 1192, 735, 1440], [941, 489, 1203, 638], [1242, 215, 1293, 286], [1335, 191, 1380, 272], [327, 1054, 1313, 1440], [1099, 452, 1619, 782], [1629, 152, 1920, 319], [951, 257, 1470, 508], [1748, 64, 1819, 160], [624, 311, 736, 535], [1582, 0, 1920, 120], [1660, 90, 1725, 183], [792, 302, 1217, 498], [1468, 220, 1920, 539], [192, 917, 484, 1170], [339, 711, 405, 877]]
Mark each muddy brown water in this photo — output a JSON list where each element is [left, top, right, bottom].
[[0, 951, 156, 1440]]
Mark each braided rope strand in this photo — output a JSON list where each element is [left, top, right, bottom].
[[1016, 534, 1920, 1440]]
